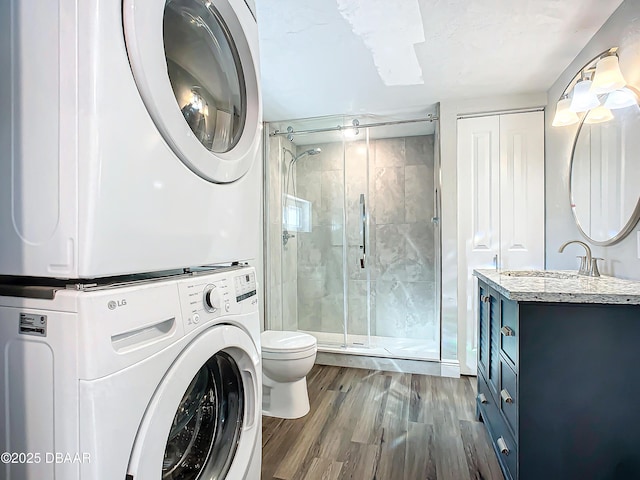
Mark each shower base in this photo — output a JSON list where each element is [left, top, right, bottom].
[[301, 331, 439, 362]]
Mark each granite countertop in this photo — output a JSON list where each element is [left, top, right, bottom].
[[473, 269, 640, 305]]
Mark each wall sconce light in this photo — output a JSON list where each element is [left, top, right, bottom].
[[552, 95, 579, 127], [590, 54, 627, 94], [551, 47, 636, 128], [584, 105, 614, 124], [603, 87, 638, 109], [569, 77, 600, 112]]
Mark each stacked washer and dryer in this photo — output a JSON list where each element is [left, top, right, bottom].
[[0, 0, 263, 479]]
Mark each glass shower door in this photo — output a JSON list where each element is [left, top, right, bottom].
[[344, 138, 372, 348], [345, 126, 440, 360], [293, 141, 347, 347]]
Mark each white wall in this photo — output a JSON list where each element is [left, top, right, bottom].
[[545, 0, 640, 280], [440, 93, 547, 375]]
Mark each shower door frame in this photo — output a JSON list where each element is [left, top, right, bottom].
[[263, 110, 443, 362]]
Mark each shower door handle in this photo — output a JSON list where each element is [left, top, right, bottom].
[[359, 194, 366, 269]]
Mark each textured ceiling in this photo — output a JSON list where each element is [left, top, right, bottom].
[[255, 0, 623, 121]]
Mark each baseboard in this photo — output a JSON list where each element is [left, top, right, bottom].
[[440, 360, 461, 378]]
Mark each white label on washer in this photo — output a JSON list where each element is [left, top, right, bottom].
[[19, 313, 47, 337]]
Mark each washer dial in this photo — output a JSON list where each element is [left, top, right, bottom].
[[203, 285, 221, 312]]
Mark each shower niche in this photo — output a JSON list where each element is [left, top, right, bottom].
[[265, 113, 441, 362]]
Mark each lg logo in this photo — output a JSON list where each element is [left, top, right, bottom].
[[108, 299, 127, 310]]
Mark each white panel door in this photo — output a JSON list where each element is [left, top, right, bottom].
[[457, 115, 500, 375], [458, 116, 501, 269], [499, 112, 545, 269], [458, 111, 545, 375]]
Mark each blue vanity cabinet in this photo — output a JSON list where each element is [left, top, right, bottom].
[[476, 279, 640, 480], [476, 282, 518, 479]]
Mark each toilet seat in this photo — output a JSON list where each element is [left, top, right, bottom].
[[261, 331, 317, 360]]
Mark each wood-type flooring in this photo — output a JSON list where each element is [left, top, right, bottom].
[[261, 365, 504, 480]]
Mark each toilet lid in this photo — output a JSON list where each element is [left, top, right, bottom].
[[261, 331, 317, 354]]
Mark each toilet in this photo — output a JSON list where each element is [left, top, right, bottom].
[[261, 330, 317, 419]]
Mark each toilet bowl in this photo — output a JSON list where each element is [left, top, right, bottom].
[[261, 330, 317, 419]]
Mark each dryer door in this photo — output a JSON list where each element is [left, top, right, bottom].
[[122, 0, 261, 184], [127, 325, 260, 479]]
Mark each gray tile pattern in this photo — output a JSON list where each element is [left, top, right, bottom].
[[266, 135, 305, 332], [374, 167, 405, 225], [320, 170, 344, 227], [374, 280, 408, 337], [375, 224, 407, 281], [406, 134, 434, 166], [375, 138, 406, 166], [406, 223, 436, 282], [405, 165, 433, 223], [270, 134, 438, 343], [348, 280, 373, 336], [296, 169, 322, 227]]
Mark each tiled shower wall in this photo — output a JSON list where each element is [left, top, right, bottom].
[[294, 135, 437, 342], [267, 135, 298, 332]]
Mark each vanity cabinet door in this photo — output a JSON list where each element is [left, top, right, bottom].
[[478, 282, 491, 379], [487, 289, 501, 398], [500, 296, 518, 367], [478, 281, 501, 399]]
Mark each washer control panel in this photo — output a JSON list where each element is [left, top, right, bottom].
[[234, 271, 257, 303], [177, 267, 257, 334]]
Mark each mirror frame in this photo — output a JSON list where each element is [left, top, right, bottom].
[[561, 47, 640, 246], [569, 112, 640, 246]]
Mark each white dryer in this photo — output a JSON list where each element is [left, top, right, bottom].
[[0, 0, 261, 278], [0, 266, 261, 479]]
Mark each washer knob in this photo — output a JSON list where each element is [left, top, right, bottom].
[[204, 286, 221, 312]]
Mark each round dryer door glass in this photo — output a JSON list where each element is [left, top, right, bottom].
[[163, 0, 246, 154], [162, 351, 244, 479]]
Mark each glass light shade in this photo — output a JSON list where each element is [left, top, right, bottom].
[[584, 105, 614, 124], [603, 88, 638, 109], [552, 98, 579, 126], [570, 80, 600, 112], [590, 55, 626, 94]]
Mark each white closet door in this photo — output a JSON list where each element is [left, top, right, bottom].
[[457, 111, 544, 375], [499, 112, 545, 269], [457, 115, 500, 376], [458, 116, 501, 272]]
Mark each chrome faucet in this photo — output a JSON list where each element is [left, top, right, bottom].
[[558, 240, 601, 277]]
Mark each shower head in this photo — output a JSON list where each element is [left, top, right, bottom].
[[292, 148, 322, 163]]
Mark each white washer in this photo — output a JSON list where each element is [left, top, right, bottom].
[[0, 0, 261, 278], [0, 266, 261, 479]]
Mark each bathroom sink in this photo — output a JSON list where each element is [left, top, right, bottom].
[[501, 270, 580, 280]]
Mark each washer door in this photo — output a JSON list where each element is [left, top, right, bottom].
[[127, 325, 260, 479], [122, 0, 261, 183]]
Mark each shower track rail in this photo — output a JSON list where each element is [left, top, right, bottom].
[[268, 114, 438, 137]]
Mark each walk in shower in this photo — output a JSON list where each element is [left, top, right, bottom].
[[264, 112, 441, 362]]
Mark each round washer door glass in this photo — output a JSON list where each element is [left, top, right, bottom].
[[163, 0, 246, 154], [163, 351, 244, 479], [123, 0, 261, 183]]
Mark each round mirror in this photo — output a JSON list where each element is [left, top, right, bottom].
[[570, 102, 640, 245]]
